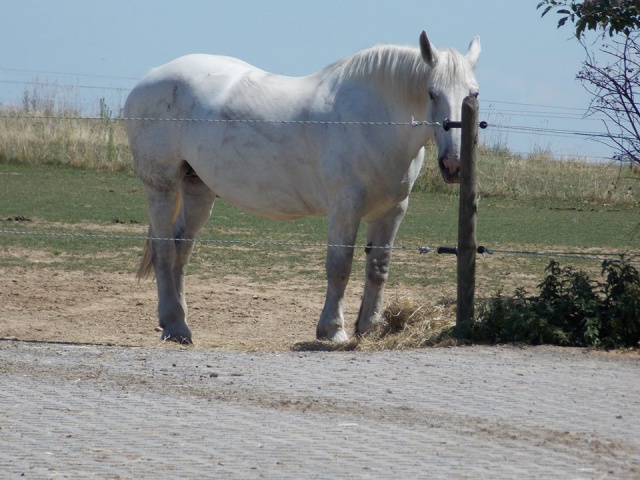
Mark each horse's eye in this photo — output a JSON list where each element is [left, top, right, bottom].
[[429, 91, 435, 101]]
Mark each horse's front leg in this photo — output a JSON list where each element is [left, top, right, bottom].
[[316, 207, 361, 342], [356, 199, 408, 335]]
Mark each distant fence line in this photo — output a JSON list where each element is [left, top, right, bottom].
[[0, 76, 612, 121], [1, 112, 636, 151], [1, 74, 632, 160], [0, 113, 443, 128]]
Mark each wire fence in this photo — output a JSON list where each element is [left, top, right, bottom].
[[0, 111, 635, 162], [1, 227, 638, 264], [0, 113, 442, 128], [0, 110, 629, 139], [0, 66, 634, 166], [1, 96, 638, 264]]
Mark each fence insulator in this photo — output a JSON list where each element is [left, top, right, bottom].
[[443, 119, 489, 131], [443, 119, 462, 131], [437, 245, 491, 256], [437, 246, 458, 255]]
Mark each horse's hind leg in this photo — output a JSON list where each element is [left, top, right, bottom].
[[140, 163, 216, 343], [172, 168, 217, 325], [143, 182, 192, 343], [356, 199, 408, 335]]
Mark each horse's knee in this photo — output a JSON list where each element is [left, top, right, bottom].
[[355, 253, 392, 335], [367, 256, 389, 287]]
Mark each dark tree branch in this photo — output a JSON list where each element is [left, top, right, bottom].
[[576, 34, 640, 164]]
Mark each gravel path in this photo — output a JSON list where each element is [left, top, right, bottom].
[[1, 341, 639, 479]]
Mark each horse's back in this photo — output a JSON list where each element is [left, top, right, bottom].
[[124, 54, 333, 219], [124, 54, 262, 167], [125, 54, 259, 118]]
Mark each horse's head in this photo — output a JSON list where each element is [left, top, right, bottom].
[[420, 31, 480, 183]]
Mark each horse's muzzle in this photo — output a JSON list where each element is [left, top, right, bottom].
[[439, 157, 461, 184]]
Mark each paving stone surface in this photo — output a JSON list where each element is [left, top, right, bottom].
[[1, 341, 639, 479]]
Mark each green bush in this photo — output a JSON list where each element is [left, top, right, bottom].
[[474, 258, 640, 349]]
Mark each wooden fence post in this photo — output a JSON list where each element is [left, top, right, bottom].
[[456, 96, 479, 335]]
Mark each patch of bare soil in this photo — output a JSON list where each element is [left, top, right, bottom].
[[0, 265, 375, 351]]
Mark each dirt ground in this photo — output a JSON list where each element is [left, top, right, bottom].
[[3, 249, 640, 478], [0, 233, 633, 353], [0, 264, 386, 350]]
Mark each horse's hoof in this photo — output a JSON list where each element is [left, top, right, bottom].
[[161, 333, 193, 345], [160, 326, 193, 344], [317, 328, 349, 343], [355, 315, 384, 337]]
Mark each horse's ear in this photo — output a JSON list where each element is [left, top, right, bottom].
[[466, 36, 481, 69], [420, 31, 438, 65]]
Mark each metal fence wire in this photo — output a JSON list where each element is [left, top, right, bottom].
[[0, 112, 638, 262], [0, 228, 638, 263], [0, 113, 442, 128], [1, 112, 632, 142]]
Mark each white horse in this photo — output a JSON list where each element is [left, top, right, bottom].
[[124, 31, 480, 344]]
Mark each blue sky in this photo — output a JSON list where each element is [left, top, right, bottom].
[[1, 1, 613, 160]]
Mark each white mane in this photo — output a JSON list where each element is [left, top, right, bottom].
[[428, 48, 477, 92], [328, 44, 475, 104], [330, 45, 431, 103]]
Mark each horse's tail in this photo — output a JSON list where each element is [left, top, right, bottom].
[[136, 227, 154, 281]]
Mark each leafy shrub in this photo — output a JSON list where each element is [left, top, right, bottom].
[[599, 258, 640, 348], [473, 258, 640, 349]]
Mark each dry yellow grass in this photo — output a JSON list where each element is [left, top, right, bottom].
[[293, 296, 458, 352], [417, 143, 639, 206], [0, 112, 132, 171], [358, 296, 458, 350]]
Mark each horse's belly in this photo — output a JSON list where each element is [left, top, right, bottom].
[[220, 187, 326, 220], [216, 174, 328, 220], [187, 146, 328, 220]]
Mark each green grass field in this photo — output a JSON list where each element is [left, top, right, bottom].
[[1, 160, 638, 297], [1, 111, 639, 286]]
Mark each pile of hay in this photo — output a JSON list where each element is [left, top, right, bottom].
[[293, 296, 457, 352], [357, 296, 457, 351]]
